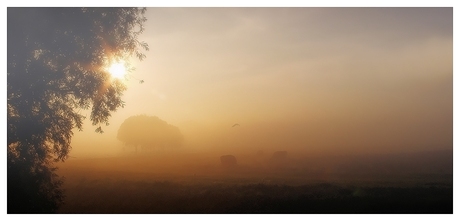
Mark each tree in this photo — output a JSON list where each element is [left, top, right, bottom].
[[117, 115, 184, 151], [7, 8, 148, 213]]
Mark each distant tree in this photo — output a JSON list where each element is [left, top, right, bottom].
[[7, 8, 148, 213], [117, 115, 184, 151]]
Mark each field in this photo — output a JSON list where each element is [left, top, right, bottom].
[[56, 150, 453, 214]]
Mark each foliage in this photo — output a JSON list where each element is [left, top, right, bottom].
[[117, 115, 184, 150], [7, 7, 148, 213], [7, 158, 64, 213]]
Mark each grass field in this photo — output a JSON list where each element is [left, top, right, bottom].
[[56, 150, 453, 214]]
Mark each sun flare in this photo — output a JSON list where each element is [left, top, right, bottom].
[[108, 62, 126, 79]]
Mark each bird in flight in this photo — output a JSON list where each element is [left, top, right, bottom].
[[232, 123, 240, 127]]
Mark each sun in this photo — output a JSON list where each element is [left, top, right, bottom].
[[108, 62, 126, 79]]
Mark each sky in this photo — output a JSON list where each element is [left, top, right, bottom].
[[66, 7, 453, 157]]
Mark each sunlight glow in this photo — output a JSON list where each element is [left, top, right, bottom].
[[108, 62, 126, 79]]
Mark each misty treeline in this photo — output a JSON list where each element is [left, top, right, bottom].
[[7, 7, 149, 213], [117, 115, 184, 151]]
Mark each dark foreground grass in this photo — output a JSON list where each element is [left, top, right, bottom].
[[59, 180, 452, 214]]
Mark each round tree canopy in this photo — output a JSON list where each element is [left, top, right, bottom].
[[117, 115, 184, 149]]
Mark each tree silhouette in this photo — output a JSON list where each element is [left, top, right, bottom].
[[7, 7, 148, 213], [117, 115, 184, 151]]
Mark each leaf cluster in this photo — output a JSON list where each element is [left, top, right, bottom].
[[7, 7, 149, 213], [8, 7, 148, 162]]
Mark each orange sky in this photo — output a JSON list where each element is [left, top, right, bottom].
[[70, 8, 453, 157]]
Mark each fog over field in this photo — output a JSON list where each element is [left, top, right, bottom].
[[7, 7, 453, 214], [56, 148, 452, 213], [61, 8, 452, 213]]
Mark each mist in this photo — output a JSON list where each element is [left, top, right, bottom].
[[67, 8, 451, 160], [22, 7, 452, 213]]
